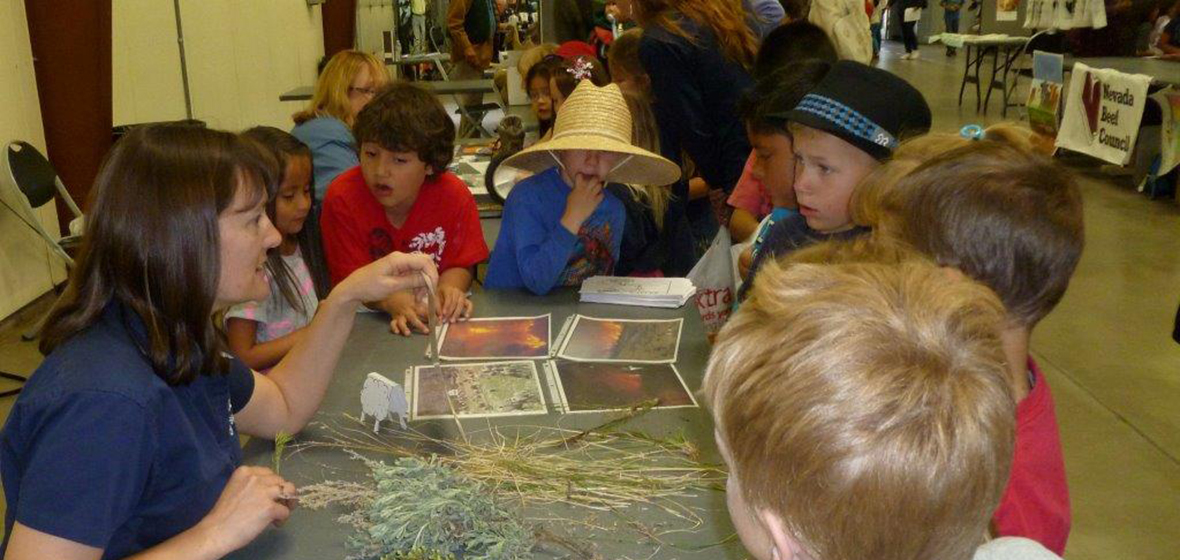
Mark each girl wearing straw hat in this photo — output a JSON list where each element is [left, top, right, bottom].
[[484, 80, 681, 295]]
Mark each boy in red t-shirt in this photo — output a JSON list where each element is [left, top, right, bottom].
[[878, 140, 1083, 555], [321, 82, 489, 336]]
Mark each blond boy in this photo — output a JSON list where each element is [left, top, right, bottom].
[[742, 60, 930, 294], [704, 249, 1061, 560]]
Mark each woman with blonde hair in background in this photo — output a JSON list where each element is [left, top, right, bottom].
[[291, 50, 390, 198]]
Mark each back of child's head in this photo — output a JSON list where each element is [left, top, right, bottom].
[[352, 82, 455, 177], [607, 29, 650, 97], [850, 133, 973, 229], [740, 60, 832, 136], [294, 49, 388, 125], [551, 55, 611, 100], [982, 122, 1057, 157], [704, 250, 1016, 560], [879, 141, 1085, 327], [752, 20, 838, 81]]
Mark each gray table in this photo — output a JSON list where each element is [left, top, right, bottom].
[[279, 79, 494, 102], [423, 79, 495, 96], [1066, 57, 1180, 87], [388, 52, 451, 81], [389, 52, 450, 66], [951, 36, 1030, 116], [226, 288, 743, 560], [279, 85, 313, 103]]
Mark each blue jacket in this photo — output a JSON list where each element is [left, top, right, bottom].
[[485, 167, 625, 295], [291, 116, 358, 200]]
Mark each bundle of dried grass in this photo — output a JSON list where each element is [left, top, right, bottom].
[[292, 405, 726, 558]]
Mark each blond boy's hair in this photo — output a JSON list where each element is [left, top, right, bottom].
[[850, 133, 972, 229], [984, 122, 1057, 156], [704, 253, 1015, 560], [293, 50, 389, 126], [878, 141, 1084, 326]]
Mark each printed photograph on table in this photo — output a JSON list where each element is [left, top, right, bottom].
[[409, 360, 548, 420], [435, 315, 551, 360], [557, 316, 682, 363], [546, 361, 698, 413]]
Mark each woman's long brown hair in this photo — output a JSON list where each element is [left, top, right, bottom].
[[40, 125, 276, 385], [634, 0, 759, 69]]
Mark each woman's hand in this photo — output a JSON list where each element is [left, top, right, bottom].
[[333, 251, 438, 308], [193, 466, 296, 557]]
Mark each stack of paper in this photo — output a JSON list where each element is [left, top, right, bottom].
[[579, 276, 696, 308]]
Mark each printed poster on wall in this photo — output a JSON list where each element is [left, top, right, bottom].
[[997, 0, 1020, 21], [1026, 51, 1064, 143], [1056, 63, 1152, 166], [1151, 88, 1180, 174]]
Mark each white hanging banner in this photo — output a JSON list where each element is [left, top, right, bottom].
[[1056, 63, 1152, 166], [1024, 0, 1107, 30], [1152, 88, 1180, 175]]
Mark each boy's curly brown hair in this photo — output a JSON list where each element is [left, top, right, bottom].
[[353, 82, 455, 176]]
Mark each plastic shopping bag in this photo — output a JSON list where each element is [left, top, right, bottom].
[[687, 229, 736, 338]]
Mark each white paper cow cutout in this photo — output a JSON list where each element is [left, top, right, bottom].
[[360, 372, 408, 433]]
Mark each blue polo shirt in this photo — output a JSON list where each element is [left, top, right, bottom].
[[0, 303, 255, 559]]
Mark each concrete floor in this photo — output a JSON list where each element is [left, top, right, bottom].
[[1, 40, 1178, 558]]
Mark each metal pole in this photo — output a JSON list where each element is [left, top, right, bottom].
[[172, 0, 194, 120]]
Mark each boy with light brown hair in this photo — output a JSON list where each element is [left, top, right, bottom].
[[703, 249, 1062, 560], [876, 141, 1083, 555]]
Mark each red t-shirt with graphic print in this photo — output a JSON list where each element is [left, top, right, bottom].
[[321, 166, 489, 286]]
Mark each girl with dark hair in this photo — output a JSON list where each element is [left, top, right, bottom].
[[0, 125, 436, 560], [226, 127, 331, 371], [525, 55, 563, 140]]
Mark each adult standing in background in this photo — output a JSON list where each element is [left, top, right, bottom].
[[411, 0, 429, 53], [448, 0, 497, 137], [291, 50, 390, 200], [941, 0, 963, 56], [633, 0, 757, 254], [899, 0, 924, 59]]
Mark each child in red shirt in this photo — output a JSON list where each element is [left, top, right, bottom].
[[321, 83, 489, 336], [877, 140, 1081, 554]]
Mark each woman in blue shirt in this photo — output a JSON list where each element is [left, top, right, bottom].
[[291, 50, 390, 200], [0, 126, 436, 560]]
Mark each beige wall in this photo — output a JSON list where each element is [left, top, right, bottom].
[[0, 0, 327, 321], [114, 0, 325, 131], [0, 0, 67, 322]]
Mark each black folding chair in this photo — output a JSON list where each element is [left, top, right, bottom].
[[1, 141, 83, 346]]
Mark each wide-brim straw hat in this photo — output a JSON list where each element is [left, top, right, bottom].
[[502, 81, 681, 186]]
